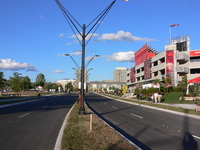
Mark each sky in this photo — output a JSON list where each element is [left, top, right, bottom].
[[1, 0, 200, 83]]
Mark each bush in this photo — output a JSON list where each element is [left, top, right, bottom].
[[172, 86, 181, 92]]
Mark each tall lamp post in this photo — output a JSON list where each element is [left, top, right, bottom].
[[65, 54, 80, 69], [56, 0, 116, 114], [85, 55, 100, 68]]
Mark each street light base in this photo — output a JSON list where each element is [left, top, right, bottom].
[[79, 107, 85, 115]]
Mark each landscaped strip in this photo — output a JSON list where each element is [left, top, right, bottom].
[[61, 102, 138, 150], [101, 94, 200, 116]]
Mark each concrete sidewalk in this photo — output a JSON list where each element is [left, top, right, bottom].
[[160, 103, 197, 110]]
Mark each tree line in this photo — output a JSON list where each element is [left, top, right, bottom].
[[0, 72, 61, 92]]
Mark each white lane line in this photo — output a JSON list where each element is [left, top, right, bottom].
[[130, 113, 143, 119], [19, 112, 30, 118], [104, 102, 107, 104], [112, 106, 117, 109], [193, 135, 200, 140]]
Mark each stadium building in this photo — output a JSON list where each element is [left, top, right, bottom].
[[127, 34, 200, 89]]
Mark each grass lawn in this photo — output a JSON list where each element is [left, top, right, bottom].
[[102, 93, 200, 116], [61, 103, 138, 150], [161, 92, 200, 104], [140, 92, 200, 104]]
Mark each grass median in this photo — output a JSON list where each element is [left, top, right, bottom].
[[61, 102, 138, 150]]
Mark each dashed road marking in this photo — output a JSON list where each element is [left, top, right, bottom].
[[112, 106, 117, 109], [19, 112, 30, 118], [130, 113, 143, 119], [193, 135, 200, 140]]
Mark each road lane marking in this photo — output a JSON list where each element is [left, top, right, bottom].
[[43, 105, 48, 108], [130, 113, 143, 119], [112, 106, 117, 109], [193, 135, 200, 140], [19, 112, 30, 118]]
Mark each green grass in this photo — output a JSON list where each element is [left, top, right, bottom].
[[162, 92, 182, 103], [161, 92, 200, 104], [135, 92, 200, 104], [102, 93, 200, 116]]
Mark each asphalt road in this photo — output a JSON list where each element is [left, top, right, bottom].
[[0, 93, 77, 150], [85, 93, 200, 150]]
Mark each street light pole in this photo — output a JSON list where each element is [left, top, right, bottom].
[[85, 55, 100, 69], [56, 0, 116, 115], [80, 24, 86, 114], [65, 54, 80, 69]]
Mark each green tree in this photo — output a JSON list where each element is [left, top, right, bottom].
[[0, 72, 6, 90], [43, 82, 53, 91], [22, 76, 32, 90], [65, 82, 73, 92], [10, 72, 22, 92], [178, 75, 188, 95], [52, 84, 58, 91], [35, 73, 46, 87]]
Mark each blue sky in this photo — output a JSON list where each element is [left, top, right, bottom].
[[1, 0, 200, 82]]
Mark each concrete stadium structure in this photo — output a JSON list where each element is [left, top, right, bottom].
[[127, 34, 200, 89]]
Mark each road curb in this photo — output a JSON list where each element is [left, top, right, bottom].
[[54, 101, 76, 150]]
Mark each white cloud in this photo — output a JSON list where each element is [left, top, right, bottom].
[[59, 33, 64, 37], [52, 70, 64, 74], [97, 30, 156, 42], [26, 67, 38, 72], [66, 42, 72, 45], [38, 15, 44, 19], [70, 51, 82, 55], [0, 59, 37, 71], [70, 33, 99, 41], [85, 56, 94, 61], [85, 55, 100, 61], [103, 51, 135, 62], [58, 52, 82, 57]]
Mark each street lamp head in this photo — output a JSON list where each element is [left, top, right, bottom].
[[95, 55, 100, 57], [65, 54, 70, 56]]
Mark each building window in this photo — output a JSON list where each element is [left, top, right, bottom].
[[153, 61, 158, 66], [142, 76, 144, 80], [154, 72, 158, 77], [190, 56, 200, 62], [160, 58, 165, 63], [190, 69, 200, 74], [137, 69, 140, 73]]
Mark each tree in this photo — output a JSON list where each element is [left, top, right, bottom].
[[65, 82, 73, 92], [21, 76, 32, 91], [35, 73, 46, 87], [0, 72, 6, 90], [51, 84, 58, 91], [43, 82, 53, 91], [165, 74, 172, 93], [10, 72, 22, 92], [178, 75, 188, 95]]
